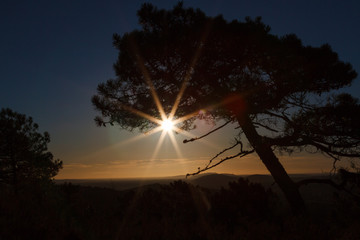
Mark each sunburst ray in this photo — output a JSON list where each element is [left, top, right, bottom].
[[150, 130, 167, 160], [169, 21, 213, 120], [113, 24, 218, 163], [129, 41, 167, 121], [168, 131, 183, 158]]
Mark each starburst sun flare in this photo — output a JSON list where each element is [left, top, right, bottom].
[[111, 30, 217, 163], [161, 119, 174, 132]]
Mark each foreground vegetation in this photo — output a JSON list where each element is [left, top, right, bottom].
[[1, 176, 360, 240]]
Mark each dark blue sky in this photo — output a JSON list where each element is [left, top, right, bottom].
[[1, 0, 359, 178]]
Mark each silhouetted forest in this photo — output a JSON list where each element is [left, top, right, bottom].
[[1, 174, 360, 240]]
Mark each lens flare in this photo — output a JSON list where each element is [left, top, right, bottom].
[[161, 119, 174, 132], [117, 29, 214, 162]]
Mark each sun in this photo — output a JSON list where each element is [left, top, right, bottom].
[[161, 119, 174, 132]]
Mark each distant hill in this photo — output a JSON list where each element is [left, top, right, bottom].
[[55, 178, 179, 191], [246, 174, 275, 188], [55, 173, 329, 192], [188, 173, 239, 189]]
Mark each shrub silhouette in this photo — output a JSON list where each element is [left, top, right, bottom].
[[210, 178, 276, 230], [2, 178, 360, 239]]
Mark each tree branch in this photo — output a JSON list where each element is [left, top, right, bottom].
[[262, 110, 290, 122], [183, 120, 232, 143], [267, 134, 360, 160], [253, 122, 279, 133], [186, 146, 255, 178], [309, 140, 360, 158], [204, 140, 242, 169]]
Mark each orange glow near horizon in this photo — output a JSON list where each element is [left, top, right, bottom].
[[55, 152, 339, 179]]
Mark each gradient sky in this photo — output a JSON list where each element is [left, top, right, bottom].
[[1, 0, 359, 179]]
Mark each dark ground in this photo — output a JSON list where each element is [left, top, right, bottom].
[[1, 174, 360, 240]]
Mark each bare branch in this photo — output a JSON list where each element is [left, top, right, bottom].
[[309, 140, 360, 158], [253, 122, 279, 133], [267, 135, 360, 161], [262, 110, 292, 123], [283, 94, 314, 111], [329, 153, 340, 175], [186, 147, 255, 178], [183, 120, 232, 143], [205, 140, 242, 169]]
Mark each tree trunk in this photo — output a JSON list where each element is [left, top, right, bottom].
[[237, 114, 306, 215]]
